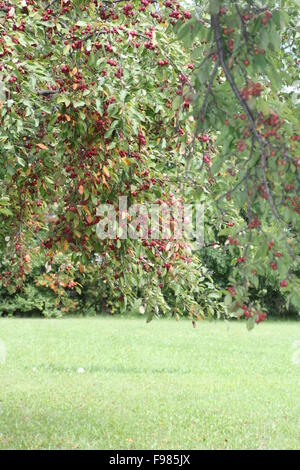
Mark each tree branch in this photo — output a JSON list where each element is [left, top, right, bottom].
[[36, 89, 59, 96], [211, 13, 280, 222]]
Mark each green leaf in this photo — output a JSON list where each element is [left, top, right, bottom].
[[209, 0, 220, 15], [73, 101, 86, 108], [0, 207, 13, 216], [246, 316, 255, 331]]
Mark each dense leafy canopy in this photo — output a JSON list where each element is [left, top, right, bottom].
[[0, 0, 299, 326]]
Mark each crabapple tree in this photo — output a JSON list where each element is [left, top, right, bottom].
[[0, 0, 299, 327], [0, 0, 219, 321]]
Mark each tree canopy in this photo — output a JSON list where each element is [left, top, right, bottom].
[[0, 0, 299, 326]]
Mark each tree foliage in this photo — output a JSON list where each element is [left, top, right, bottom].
[[0, 0, 219, 321], [173, 0, 300, 326], [0, 0, 299, 326]]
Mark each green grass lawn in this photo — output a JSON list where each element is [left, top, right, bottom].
[[0, 317, 299, 450]]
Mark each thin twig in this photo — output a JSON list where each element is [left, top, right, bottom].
[[36, 89, 59, 96]]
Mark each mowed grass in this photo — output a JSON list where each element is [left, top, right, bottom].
[[0, 317, 299, 450]]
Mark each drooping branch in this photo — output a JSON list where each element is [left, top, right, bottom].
[[211, 13, 281, 222], [36, 89, 59, 96], [182, 60, 219, 197]]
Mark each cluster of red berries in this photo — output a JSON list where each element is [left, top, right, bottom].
[[254, 47, 265, 55], [263, 113, 282, 128], [242, 305, 251, 318], [107, 58, 117, 66], [241, 305, 267, 323], [144, 40, 155, 50], [71, 40, 82, 50], [270, 261, 277, 271], [198, 133, 210, 143], [248, 218, 261, 230], [240, 82, 263, 100], [261, 10, 272, 25], [182, 11, 191, 19], [287, 194, 300, 216], [61, 65, 70, 74], [233, 113, 246, 121], [227, 39, 234, 52], [123, 3, 134, 17], [12, 21, 25, 31], [157, 60, 169, 66], [242, 14, 251, 22], [227, 286, 236, 296], [257, 113, 284, 141], [224, 27, 235, 36], [256, 312, 267, 323], [138, 131, 146, 147], [114, 67, 122, 79], [182, 100, 190, 111], [236, 140, 248, 152]]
